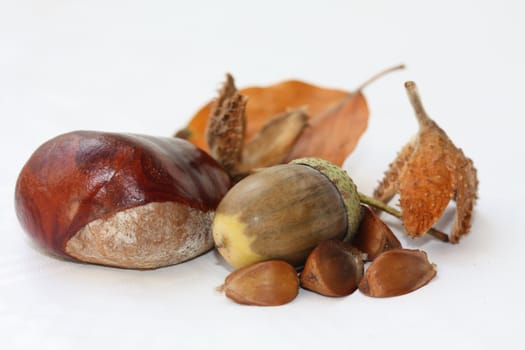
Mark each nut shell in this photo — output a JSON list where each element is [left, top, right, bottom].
[[358, 248, 437, 297], [15, 131, 230, 268], [222, 260, 299, 306], [291, 157, 361, 241], [300, 240, 364, 297], [352, 205, 401, 261], [213, 164, 347, 268]]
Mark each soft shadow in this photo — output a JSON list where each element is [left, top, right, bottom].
[[212, 249, 235, 272]]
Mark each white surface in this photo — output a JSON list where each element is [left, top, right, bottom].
[[1, 1, 524, 349]]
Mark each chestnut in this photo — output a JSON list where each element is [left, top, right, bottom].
[[15, 131, 230, 269]]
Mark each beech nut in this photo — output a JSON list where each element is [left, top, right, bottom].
[[15, 131, 230, 269], [220, 260, 299, 306], [300, 240, 364, 297], [353, 205, 401, 261], [358, 248, 437, 297], [212, 157, 362, 268]]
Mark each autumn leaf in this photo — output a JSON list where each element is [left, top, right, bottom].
[[374, 81, 478, 243], [176, 80, 348, 152], [284, 90, 368, 165], [176, 66, 405, 167]]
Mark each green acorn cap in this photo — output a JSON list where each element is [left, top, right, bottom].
[[290, 157, 361, 242]]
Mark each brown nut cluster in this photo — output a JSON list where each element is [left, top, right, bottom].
[[219, 218, 437, 306], [210, 159, 438, 306]]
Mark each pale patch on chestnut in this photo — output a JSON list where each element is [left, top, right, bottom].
[[65, 202, 214, 269]]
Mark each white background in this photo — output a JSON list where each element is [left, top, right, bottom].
[[1, 1, 524, 349]]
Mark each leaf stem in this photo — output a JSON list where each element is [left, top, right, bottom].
[[358, 192, 449, 243], [356, 64, 406, 92], [404, 81, 430, 126], [358, 192, 401, 216]]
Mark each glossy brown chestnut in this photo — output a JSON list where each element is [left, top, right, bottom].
[[15, 131, 230, 269]]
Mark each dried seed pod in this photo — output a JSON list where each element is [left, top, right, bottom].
[[373, 81, 478, 243], [359, 248, 436, 297], [300, 240, 364, 297], [352, 205, 401, 261], [205, 74, 247, 174], [221, 260, 299, 306]]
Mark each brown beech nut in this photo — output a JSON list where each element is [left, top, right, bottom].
[[358, 248, 437, 297], [300, 240, 364, 297], [15, 131, 230, 269], [352, 205, 401, 261], [220, 260, 299, 306]]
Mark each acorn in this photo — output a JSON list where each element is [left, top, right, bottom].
[[15, 131, 230, 269], [212, 157, 362, 268]]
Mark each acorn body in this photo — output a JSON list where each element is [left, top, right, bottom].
[[212, 159, 360, 268], [15, 131, 230, 269]]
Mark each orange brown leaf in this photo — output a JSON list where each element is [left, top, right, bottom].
[[284, 91, 368, 165], [177, 78, 375, 166], [179, 80, 349, 152]]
